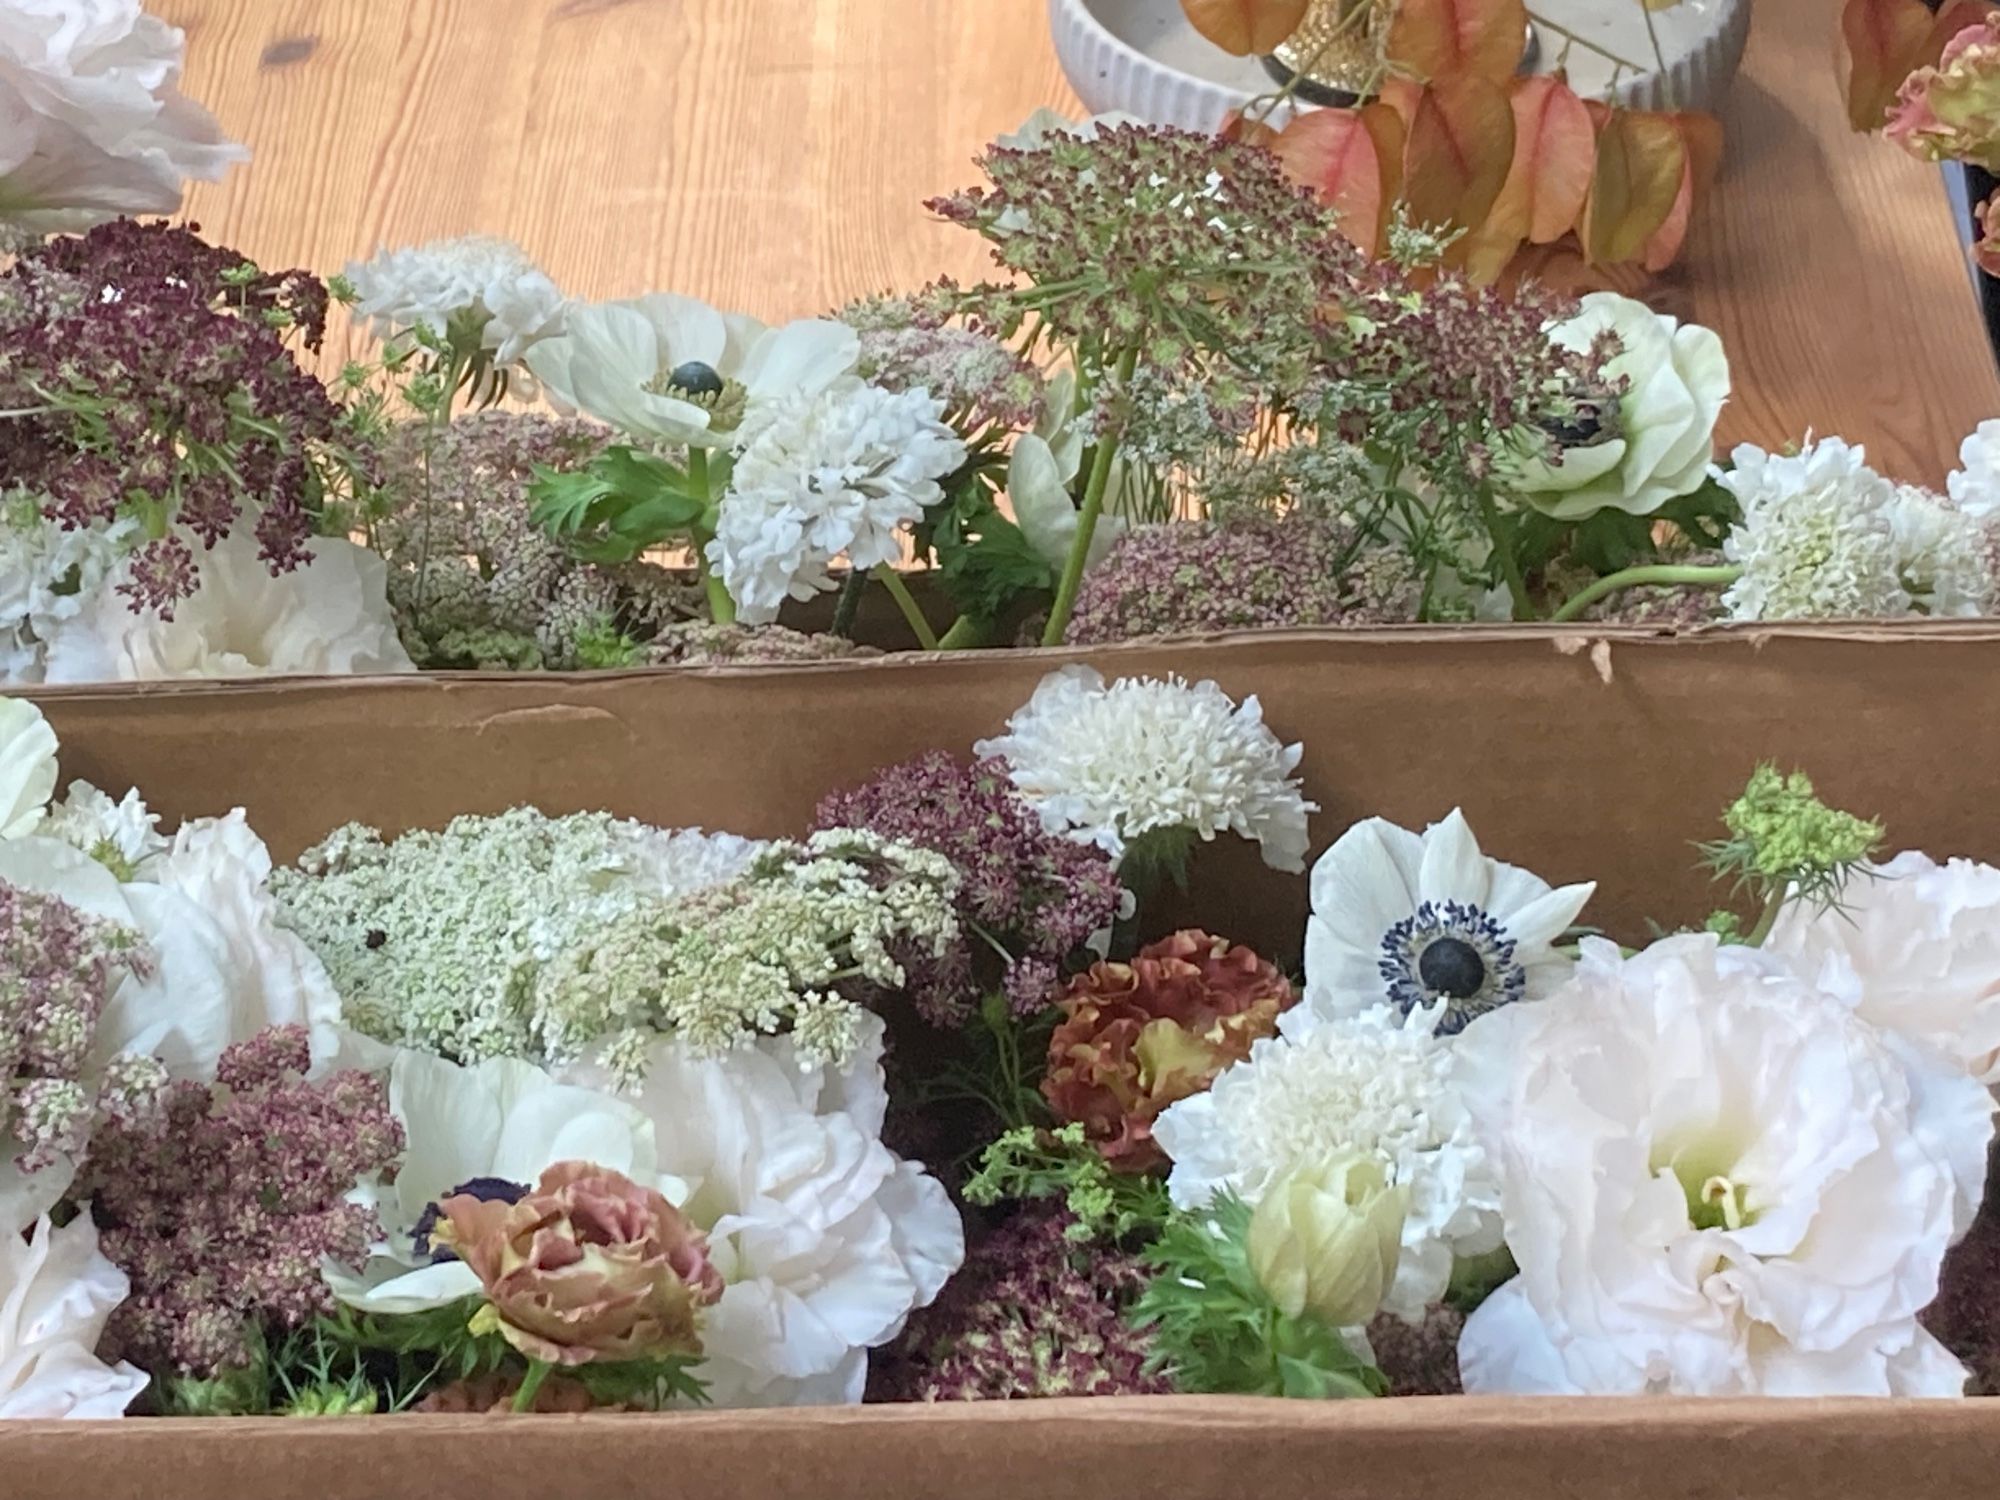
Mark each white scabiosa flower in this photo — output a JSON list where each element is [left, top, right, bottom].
[[0, 697, 58, 839], [1718, 438, 1910, 621], [41, 529, 416, 682], [975, 665, 1316, 874], [0, 1214, 146, 1417], [38, 779, 166, 879], [1888, 485, 1997, 617], [1153, 1005, 1502, 1323], [1768, 852, 2000, 1090], [1300, 808, 1595, 1035], [344, 235, 565, 367], [1455, 934, 1994, 1397], [708, 380, 967, 624], [0, 496, 138, 684], [1948, 418, 2000, 519]]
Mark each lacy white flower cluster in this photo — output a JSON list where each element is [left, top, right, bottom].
[[344, 235, 566, 369], [275, 811, 959, 1080], [1719, 437, 1998, 621], [976, 665, 1317, 874]]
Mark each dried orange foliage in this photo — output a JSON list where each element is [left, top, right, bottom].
[[1182, 0, 1310, 55], [1840, 0, 1992, 130]]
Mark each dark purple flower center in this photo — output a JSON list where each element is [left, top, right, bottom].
[[411, 1175, 529, 1261]]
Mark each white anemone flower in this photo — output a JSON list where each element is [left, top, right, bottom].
[[0, 1214, 146, 1418], [975, 665, 1316, 874], [567, 1017, 963, 1406], [0, 0, 245, 234], [1511, 292, 1730, 521], [344, 235, 566, 368], [1154, 1004, 1502, 1323], [527, 293, 858, 450], [1454, 934, 1994, 1397], [324, 1047, 669, 1317], [41, 530, 415, 682], [1300, 808, 1595, 1036], [0, 697, 58, 838], [1768, 852, 2000, 1091]]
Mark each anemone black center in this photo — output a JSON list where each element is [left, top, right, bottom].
[[1540, 404, 1606, 447], [668, 360, 725, 398], [411, 1175, 531, 1260], [1418, 936, 1487, 1000]]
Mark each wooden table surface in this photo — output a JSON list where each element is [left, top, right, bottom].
[[159, 0, 1999, 487]]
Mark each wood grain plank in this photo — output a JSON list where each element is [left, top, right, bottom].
[[156, 0, 1997, 485]]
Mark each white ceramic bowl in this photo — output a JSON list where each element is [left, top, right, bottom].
[[1049, 0, 1753, 131]]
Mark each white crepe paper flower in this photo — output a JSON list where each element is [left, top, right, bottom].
[[344, 235, 565, 368], [1154, 1004, 1502, 1324], [1510, 292, 1729, 521], [0, 0, 245, 234], [324, 1047, 669, 1316], [527, 293, 858, 450], [0, 1214, 146, 1418], [708, 379, 967, 624], [1887, 485, 1997, 617], [975, 665, 1316, 874], [566, 1017, 963, 1407], [1768, 851, 2000, 1091], [1718, 438, 1911, 621], [0, 697, 58, 838], [41, 530, 415, 682], [1948, 419, 2000, 519], [1300, 808, 1594, 1036], [1454, 934, 1994, 1397]]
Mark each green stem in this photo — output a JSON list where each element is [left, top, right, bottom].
[[829, 567, 869, 639], [687, 449, 736, 624], [1526, 10, 1649, 73], [1744, 885, 1787, 947], [878, 567, 940, 651], [1550, 564, 1742, 624], [1043, 345, 1140, 647], [511, 1359, 552, 1413], [935, 615, 990, 651], [1476, 489, 1536, 622], [411, 347, 468, 625]]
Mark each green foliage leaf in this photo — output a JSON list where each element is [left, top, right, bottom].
[[921, 481, 1054, 631], [529, 446, 705, 560], [964, 1122, 1173, 1242]]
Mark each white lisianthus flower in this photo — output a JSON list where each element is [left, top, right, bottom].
[[0, 0, 245, 234], [527, 293, 858, 450], [1718, 438, 1911, 621], [975, 665, 1316, 874], [1509, 292, 1730, 520], [1947, 418, 2000, 519], [569, 1018, 963, 1407], [344, 235, 566, 368], [1768, 851, 2000, 1092], [0, 497, 138, 685], [1455, 934, 1994, 1397], [1887, 485, 1997, 617], [0, 1215, 146, 1418], [0, 696, 58, 838], [1300, 808, 1595, 1036], [325, 1047, 670, 1316], [41, 530, 415, 682], [708, 379, 967, 624], [1155, 1004, 1502, 1324], [38, 779, 166, 878]]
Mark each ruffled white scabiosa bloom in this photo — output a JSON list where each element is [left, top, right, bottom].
[[1153, 1004, 1502, 1324], [1717, 438, 1911, 621], [527, 293, 858, 450], [708, 379, 967, 624], [1887, 484, 1998, 617], [0, 0, 245, 234], [35, 779, 165, 880], [566, 1016, 964, 1406], [344, 235, 566, 368], [1299, 808, 1594, 1036], [1768, 851, 2000, 1088], [40, 529, 415, 682], [0, 1214, 146, 1417], [1455, 934, 1994, 1397], [0, 495, 138, 685], [1948, 419, 2000, 519], [974, 665, 1316, 874]]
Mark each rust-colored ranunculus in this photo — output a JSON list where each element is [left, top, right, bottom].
[[1041, 929, 1295, 1174], [431, 1161, 725, 1368]]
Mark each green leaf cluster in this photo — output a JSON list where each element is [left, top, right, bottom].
[[964, 1122, 1172, 1243]]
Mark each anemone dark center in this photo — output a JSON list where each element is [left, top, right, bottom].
[[1417, 936, 1487, 1000], [667, 360, 725, 397], [411, 1175, 530, 1260]]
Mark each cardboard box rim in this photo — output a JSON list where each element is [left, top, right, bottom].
[[16, 623, 2000, 1498]]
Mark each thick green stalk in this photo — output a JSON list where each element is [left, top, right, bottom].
[[936, 615, 990, 651], [1042, 345, 1140, 647], [878, 567, 940, 651], [1476, 489, 1536, 621], [511, 1359, 553, 1413], [688, 449, 736, 624], [1550, 564, 1743, 625]]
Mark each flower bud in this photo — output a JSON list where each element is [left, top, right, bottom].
[[1247, 1155, 1406, 1328]]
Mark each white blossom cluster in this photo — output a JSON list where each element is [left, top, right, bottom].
[[0, 493, 137, 685], [343, 235, 566, 368]]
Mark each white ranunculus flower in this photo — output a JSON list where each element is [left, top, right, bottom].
[[527, 293, 857, 450], [1509, 292, 1730, 520], [325, 1047, 670, 1316], [0, 0, 245, 233], [1768, 851, 2000, 1093], [567, 1018, 963, 1407], [0, 696, 58, 838], [1455, 934, 1994, 1397], [1155, 1004, 1502, 1324], [1300, 808, 1594, 1036], [344, 235, 566, 368], [1948, 419, 2000, 519], [0, 1214, 146, 1418], [1718, 438, 1911, 621], [975, 664, 1316, 874], [41, 530, 415, 682]]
